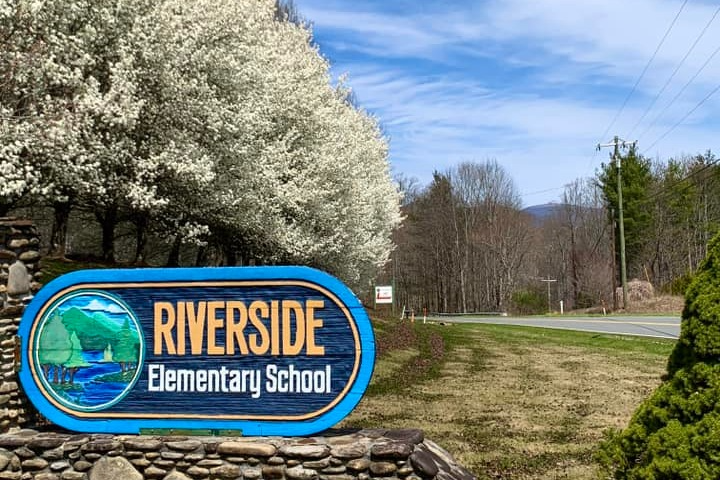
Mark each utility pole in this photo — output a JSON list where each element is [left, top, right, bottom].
[[610, 208, 618, 311], [598, 136, 637, 309], [540, 276, 557, 313]]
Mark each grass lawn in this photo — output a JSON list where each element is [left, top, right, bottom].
[[39, 257, 114, 284], [340, 318, 675, 479]]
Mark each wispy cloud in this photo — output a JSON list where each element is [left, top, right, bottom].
[[297, 0, 720, 204]]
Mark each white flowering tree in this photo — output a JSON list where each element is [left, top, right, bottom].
[[132, 0, 401, 285], [0, 0, 147, 256], [2, 0, 401, 288]]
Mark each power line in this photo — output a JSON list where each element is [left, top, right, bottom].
[[627, 4, 720, 139], [637, 42, 720, 143], [643, 155, 720, 204], [520, 185, 566, 199], [596, 0, 689, 144], [642, 82, 720, 154], [585, 0, 689, 179]]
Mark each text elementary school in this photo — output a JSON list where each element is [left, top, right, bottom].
[[18, 266, 375, 436], [149, 298, 333, 397]]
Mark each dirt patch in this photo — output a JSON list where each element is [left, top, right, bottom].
[[623, 294, 684, 314], [343, 323, 671, 479], [579, 294, 684, 315]]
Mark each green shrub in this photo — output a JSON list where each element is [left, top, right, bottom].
[[663, 272, 694, 296], [511, 289, 546, 315], [598, 234, 720, 479]]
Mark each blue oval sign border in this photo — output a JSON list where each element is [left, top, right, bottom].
[[19, 266, 375, 435]]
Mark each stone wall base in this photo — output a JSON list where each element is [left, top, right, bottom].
[[0, 428, 475, 480], [1, 217, 43, 433]]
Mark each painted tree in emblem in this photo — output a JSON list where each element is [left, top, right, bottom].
[[38, 312, 72, 383], [112, 318, 139, 373], [63, 332, 91, 385]]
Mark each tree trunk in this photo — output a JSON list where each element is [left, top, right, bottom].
[[95, 204, 118, 263], [48, 201, 72, 258], [133, 213, 149, 264], [570, 227, 580, 308], [195, 245, 208, 266], [224, 244, 237, 266], [166, 234, 182, 267]]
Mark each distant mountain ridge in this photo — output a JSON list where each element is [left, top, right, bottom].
[[523, 203, 604, 224], [522, 203, 566, 221]]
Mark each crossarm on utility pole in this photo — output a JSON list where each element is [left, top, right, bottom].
[[540, 276, 557, 313]]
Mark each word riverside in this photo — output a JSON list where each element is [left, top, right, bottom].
[[153, 299, 327, 356]]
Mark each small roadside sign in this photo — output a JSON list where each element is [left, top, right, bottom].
[[374, 286, 393, 304]]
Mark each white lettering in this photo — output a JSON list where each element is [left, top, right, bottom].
[[264, 364, 331, 394], [148, 364, 162, 391], [146, 364, 331, 398]]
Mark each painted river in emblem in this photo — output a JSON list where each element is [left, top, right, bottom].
[[35, 292, 143, 411]]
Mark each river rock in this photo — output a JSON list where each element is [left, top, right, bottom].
[[211, 463, 241, 479], [0, 449, 18, 470], [89, 456, 142, 480], [286, 465, 319, 480], [371, 441, 412, 460], [17, 251, 39, 263], [409, 450, 439, 478], [6, 262, 29, 297], [385, 429, 424, 445], [280, 444, 330, 459], [123, 438, 163, 451], [346, 458, 370, 472], [20, 457, 48, 470], [369, 462, 396, 476], [330, 444, 366, 460], [217, 442, 276, 457], [185, 465, 209, 478]]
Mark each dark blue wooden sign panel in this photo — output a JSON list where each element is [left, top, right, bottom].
[[18, 266, 375, 435]]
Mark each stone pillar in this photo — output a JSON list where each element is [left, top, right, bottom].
[[0, 218, 42, 432]]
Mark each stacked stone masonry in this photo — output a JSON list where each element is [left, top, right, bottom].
[[0, 428, 476, 480], [0, 218, 43, 432]]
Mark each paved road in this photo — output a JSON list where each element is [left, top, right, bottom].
[[427, 314, 681, 339]]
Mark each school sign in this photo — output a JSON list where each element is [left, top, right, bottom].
[[18, 267, 375, 435]]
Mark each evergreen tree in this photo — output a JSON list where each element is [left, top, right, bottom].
[[112, 318, 138, 373], [598, 147, 654, 281], [598, 233, 720, 478]]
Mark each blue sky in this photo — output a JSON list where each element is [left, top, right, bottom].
[[294, 0, 720, 206]]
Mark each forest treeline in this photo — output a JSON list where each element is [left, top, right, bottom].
[[388, 150, 720, 314]]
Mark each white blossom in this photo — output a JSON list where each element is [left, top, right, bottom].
[[1, 0, 401, 287]]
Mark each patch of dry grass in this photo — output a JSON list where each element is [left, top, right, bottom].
[[577, 294, 684, 315], [342, 321, 674, 479], [623, 295, 684, 315]]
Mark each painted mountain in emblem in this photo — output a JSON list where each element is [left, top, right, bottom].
[[60, 307, 138, 351]]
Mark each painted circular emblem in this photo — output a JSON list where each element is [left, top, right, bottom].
[[32, 291, 144, 412]]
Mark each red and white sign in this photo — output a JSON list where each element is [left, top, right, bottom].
[[375, 286, 393, 304]]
